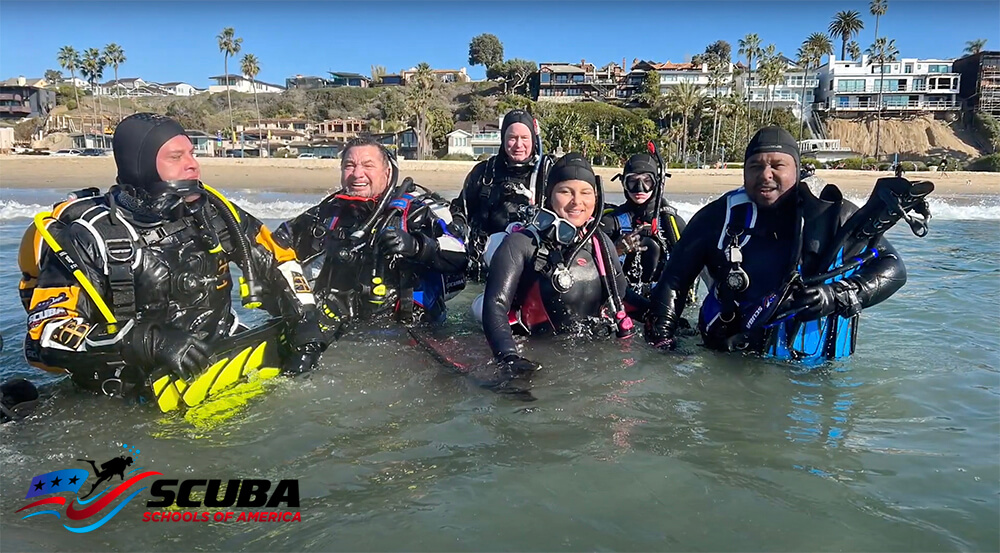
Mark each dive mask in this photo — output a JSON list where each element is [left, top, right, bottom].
[[623, 173, 657, 194], [530, 208, 578, 246]]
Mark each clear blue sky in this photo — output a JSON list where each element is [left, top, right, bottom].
[[2, 0, 997, 86]]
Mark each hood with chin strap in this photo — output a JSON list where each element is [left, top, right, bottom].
[[499, 109, 537, 167]]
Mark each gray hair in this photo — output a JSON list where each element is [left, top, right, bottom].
[[340, 136, 392, 167]]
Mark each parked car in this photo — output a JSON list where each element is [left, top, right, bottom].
[[297, 153, 319, 159], [80, 148, 108, 157], [51, 149, 83, 157]]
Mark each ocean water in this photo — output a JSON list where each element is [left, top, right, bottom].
[[0, 188, 998, 552]]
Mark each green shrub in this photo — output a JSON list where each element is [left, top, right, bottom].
[[877, 162, 892, 171], [965, 153, 1000, 172], [841, 157, 865, 170], [439, 153, 476, 161], [725, 162, 743, 169], [800, 157, 820, 168]]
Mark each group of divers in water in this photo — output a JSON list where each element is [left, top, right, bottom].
[[1, 110, 937, 420]]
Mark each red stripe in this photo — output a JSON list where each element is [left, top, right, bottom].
[[65, 471, 161, 520], [16, 497, 67, 512]]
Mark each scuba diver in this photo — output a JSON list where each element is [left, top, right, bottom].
[[274, 136, 468, 339], [451, 109, 553, 280], [77, 455, 133, 499], [21, 113, 326, 407], [646, 126, 929, 362], [481, 153, 634, 387], [600, 150, 696, 318]]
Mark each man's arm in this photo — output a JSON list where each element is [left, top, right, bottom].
[[394, 194, 469, 275], [449, 162, 486, 235], [482, 233, 530, 360]]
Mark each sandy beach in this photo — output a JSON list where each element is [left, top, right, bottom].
[[2, 156, 998, 199]]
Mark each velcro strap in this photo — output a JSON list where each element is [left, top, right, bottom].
[[104, 238, 136, 321]]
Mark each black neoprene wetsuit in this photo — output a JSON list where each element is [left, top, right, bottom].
[[483, 229, 628, 359]]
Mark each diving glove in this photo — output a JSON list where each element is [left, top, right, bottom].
[[788, 280, 863, 322], [282, 341, 324, 375], [498, 353, 541, 377], [122, 323, 210, 381], [378, 227, 421, 258]]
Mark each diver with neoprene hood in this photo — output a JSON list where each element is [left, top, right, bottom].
[[646, 126, 931, 362], [482, 153, 634, 386], [21, 113, 327, 405]]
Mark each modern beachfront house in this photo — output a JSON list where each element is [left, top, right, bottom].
[[315, 118, 367, 142], [208, 74, 286, 94], [446, 117, 502, 158], [736, 55, 819, 119], [536, 61, 618, 103], [815, 55, 961, 114], [618, 60, 735, 101]]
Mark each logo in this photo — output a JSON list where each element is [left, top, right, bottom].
[[16, 442, 301, 532], [16, 443, 161, 533]]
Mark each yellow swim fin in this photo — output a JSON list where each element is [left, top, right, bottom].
[[181, 357, 230, 408], [209, 346, 253, 396]]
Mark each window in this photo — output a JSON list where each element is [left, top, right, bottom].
[[928, 64, 951, 73], [540, 73, 551, 83], [837, 79, 866, 92], [904, 64, 913, 74]]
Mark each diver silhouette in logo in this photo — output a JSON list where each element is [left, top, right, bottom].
[[76, 455, 133, 499]]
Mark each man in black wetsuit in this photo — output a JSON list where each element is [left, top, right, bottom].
[[646, 126, 908, 362], [451, 109, 552, 280], [23, 113, 326, 399], [600, 152, 693, 316], [275, 137, 468, 339], [483, 153, 631, 379]]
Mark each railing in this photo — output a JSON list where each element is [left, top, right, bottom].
[[831, 99, 960, 109]]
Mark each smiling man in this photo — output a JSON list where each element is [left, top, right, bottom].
[[644, 126, 908, 361], [274, 137, 468, 339]]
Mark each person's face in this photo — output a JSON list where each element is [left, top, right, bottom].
[[155, 135, 200, 182], [744, 152, 798, 209], [550, 179, 596, 228], [341, 145, 391, 198], [504, 122, 532, 163], [623, 172, 656, 205]]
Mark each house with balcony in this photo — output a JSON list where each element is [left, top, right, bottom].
[[446, 117, 502, 157], [208, 74, 286, 94], [286, 75, 333, 90], [953, 50, 1000, 117], [327, 72, 371, 88], [0, 77, 57, 120], [400, 67, 470, 84], [159, 82, 203, 96], [816, 55, 961, 114], [370, 128, 418, 159], [536, 61, 619, 103], [736, 55, 820, 118], [315, 118, 366, 141], [620, 60, 735, 101], [376, 73, 405, 86]]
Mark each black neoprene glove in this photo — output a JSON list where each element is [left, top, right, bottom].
[[378, 227, 421, 258], [788, 280, 863, 322], [284, 310, 328, 375], [498, 353, 541, 376], [122, 323, 210, 381]]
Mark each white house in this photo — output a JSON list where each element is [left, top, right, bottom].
[[159, 82, 203, 96], [99, 77, 149, 97], [737, 56, 820, 118], [816, 54, 961, 113], [208, 74, 286, 94], [620, 60, 735, 100], [446, 116, 504, 157]]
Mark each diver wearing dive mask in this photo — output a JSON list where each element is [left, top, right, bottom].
[[480, 153, 634, 388]]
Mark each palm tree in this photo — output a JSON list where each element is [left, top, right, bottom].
[[217, 27, 243, 134], [241, 53, 263, 156], [866, 37, 899, 159], [738, 33, 762, 139], [799, 33, 833, 140], [79, 48, 106, 145], [405, 62, 436, 160], [828, 10, 864, 61], [847, 41, 863, 62], [757, 45, 780, 124], [668, 82, 701, 166], [57, 46, 80, 109], [102, 43, 126, 123], [870, 0, 888, 49], [964, 39, 988, 55]]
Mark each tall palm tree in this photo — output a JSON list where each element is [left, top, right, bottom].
[[799, 33, 833, 140], [847, 41, 863, 62], [866, 37, 899, 158], [405, 62, 436, 160], [738, 33, 762, 139], [870, 0, 888, 50], [57, 46, 80, 109], [241, 53, 263, 156], [964, 39, 988, 55], [103, 43, 126, 123], [80, 48, 106, 145], [668, 81, 701, 165], [758, 44, 779, 124], [828, 10, 864, 61], [217, 27, 243, 134]]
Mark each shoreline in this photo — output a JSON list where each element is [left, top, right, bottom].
[[2, 156, 998, 198]]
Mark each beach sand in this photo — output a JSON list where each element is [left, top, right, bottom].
[[2, 156, 997, 199]]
